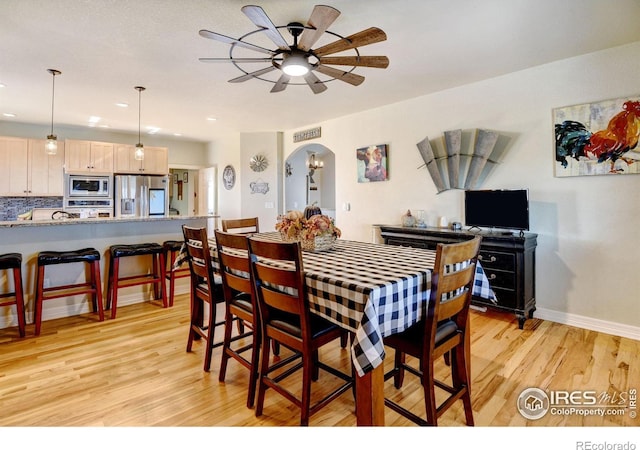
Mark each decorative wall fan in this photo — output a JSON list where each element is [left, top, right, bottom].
[[199, 4, 389, 94]]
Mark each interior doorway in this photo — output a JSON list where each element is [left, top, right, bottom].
[[284, 144, 335, 219]]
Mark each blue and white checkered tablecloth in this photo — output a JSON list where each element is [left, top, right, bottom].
[[176, 232, 496, 377]]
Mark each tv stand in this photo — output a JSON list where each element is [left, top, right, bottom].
[[379, 225, 537, 329]]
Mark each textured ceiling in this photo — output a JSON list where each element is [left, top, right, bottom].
[[1, 0, 639, 143]]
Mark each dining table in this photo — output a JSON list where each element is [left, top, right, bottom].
[[175, 231, 496, 426]]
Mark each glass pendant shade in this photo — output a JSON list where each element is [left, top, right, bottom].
[[134, 143, 144, 161], [45, 135, 58, 155]]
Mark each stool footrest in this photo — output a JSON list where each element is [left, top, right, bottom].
[[41, 283, 99, 301], [114, 273, 163, 288]]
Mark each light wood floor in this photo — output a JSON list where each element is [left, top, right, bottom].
[[0, 294, 638, 427]]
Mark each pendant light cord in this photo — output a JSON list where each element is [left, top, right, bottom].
[[50, 73, 55, 135]]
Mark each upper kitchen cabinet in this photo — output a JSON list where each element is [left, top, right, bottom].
[[0, 136, 65, 196], [65, 139, 114, 174], [114, 144, 168, 175]]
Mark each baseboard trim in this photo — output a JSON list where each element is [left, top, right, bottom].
[[535, 307, 640, 341]]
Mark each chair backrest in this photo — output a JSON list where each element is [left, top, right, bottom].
[[247, 237, 311, 342], [425, 236, 482, 355], [182, 225, 216, 289], [221, 217, 259, 235], [214, 230, 253, 303]]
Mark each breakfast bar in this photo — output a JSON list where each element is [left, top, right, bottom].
[[0, 215, 215, 331]]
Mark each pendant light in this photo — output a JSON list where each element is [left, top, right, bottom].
[[46, 69, 61, 155], [134, 86, 145, 161]]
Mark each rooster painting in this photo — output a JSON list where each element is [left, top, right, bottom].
[[555, 99, 640, 175]]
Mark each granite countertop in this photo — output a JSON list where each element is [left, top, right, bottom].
[[0, 215, 218, 228]]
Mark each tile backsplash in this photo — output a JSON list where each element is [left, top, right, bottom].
[[0, 197, 63, 221]]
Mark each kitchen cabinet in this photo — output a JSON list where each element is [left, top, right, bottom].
[[0, 136, 65, 196], [64, 139, 114, 173], [379, 225, 537, 328], [114, 144, 168, 175]]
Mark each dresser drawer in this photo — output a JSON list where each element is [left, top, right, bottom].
[[483, 268, 515, 290], [478, 250, 514, 271]]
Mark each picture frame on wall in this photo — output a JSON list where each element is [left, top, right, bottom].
[[553, 95, 640, 177], [173, 173, 178, 184], [356, 144, 388, 182], [183, 172, 189, 183]]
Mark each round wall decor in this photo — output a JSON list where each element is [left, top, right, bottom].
[[222, 165, 235, 190], [249, 154, 268, 172]]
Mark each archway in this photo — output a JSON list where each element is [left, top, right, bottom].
[[284, 144, 335, 219]]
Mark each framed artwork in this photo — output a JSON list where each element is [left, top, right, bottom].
[[356, 144, 388, 182], [553, 96, 640, 177], [183, 172, 189, 183]]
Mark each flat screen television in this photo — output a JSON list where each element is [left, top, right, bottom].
[[464, 189, 529, 231]]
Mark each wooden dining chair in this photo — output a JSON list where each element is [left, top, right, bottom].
[[221, 217, 259, 235], [383, 236, 482, 426], [181, 225, 225, 372], [214, 230, 260, 408], [247, 237, 353, 426]]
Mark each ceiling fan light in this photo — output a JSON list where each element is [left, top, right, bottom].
[[282, 53, 309, 76], [45, 135, 58, 155]]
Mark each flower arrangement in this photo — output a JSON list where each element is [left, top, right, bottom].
[[276, 211, 341, 250]]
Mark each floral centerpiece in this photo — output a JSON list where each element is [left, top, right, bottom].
[[276, 211, 341, 251]]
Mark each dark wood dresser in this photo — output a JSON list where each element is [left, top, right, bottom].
[[378, 225, 538, 328]]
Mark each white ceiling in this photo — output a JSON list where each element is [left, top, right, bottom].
[[2, 0, 640, 143]]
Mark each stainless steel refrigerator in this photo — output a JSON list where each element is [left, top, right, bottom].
[[114, 174, 170, 217]]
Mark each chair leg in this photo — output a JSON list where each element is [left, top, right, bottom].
[[423, 358, 438, 426], [203, 299, 215, 372], [91, 260, 105, 322], [218, 306, 234, 382], [12, 267, 26, 338], [393, 350, 406, 389], [453, 345, 474, 426], [247, 328, 260, 409], [34, 265, 45, 336], [109, 258, 120, 320], [300, 349, 313, 426], [255, 333, 272, 418], [187, 294, 200, 353]]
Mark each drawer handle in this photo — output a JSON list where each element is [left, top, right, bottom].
[[479, 255, 497, 262], [488, 273, 497, 280]]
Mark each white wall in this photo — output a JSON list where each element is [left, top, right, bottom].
[[282, 41, 640, 332]]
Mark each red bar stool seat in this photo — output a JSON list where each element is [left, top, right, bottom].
[[163, 240, 190, 307], [105, 243, 167, 319], [0, 253, 26, 337], [34, 248, 104, 336]]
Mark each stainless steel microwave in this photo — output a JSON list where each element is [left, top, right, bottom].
[[65, 174, 112, 198]]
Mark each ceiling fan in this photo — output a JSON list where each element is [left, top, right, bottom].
[[198, 4, 389, 94]]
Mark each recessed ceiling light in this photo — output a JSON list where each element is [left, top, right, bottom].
[[88, 116, 101, 123], [116, 102, 128, 108], [0, 83, 6, 88], [3, 112, 16, 117], [99, 124, 110, 128], [146, 126, 161, 134], [173, 133, 182, 137], [206, 117, 217, 122]]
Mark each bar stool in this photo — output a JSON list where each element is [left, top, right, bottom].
[[162, 240, 190, 307], [0, 253, 26, 337], [34, 248, 104, 336], [105, 243, 167, 319]]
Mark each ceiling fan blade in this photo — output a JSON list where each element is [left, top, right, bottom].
[[229, 66, 277, 83], [313, 27, 387, 57], [298, 5, 341, 52], [315, 65, 365, 86], [319, 55, 389, 69], [199, 57, 274, 63], [303, 72, 328, 94], [271, 74, 291, 93], [199, 29, 274, 55], [241, 5, 290, 50]]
